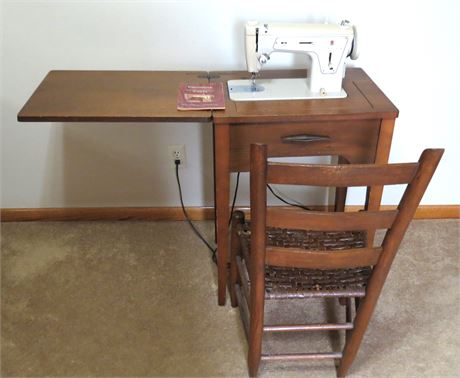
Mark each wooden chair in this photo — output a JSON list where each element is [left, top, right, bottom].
[[229, 143, 443, 377]]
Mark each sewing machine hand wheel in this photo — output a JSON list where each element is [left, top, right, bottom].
[[350, 25, 360, 60]]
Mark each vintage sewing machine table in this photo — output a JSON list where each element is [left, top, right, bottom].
[[17, 68, 398, 306]]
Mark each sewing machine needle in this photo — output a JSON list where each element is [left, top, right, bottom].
[[249, 74, 255, 92]]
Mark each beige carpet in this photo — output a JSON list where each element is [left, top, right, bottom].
[[1, 219, 459, 377]]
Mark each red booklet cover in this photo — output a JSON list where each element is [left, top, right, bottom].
[[177, 82, 225, 110]]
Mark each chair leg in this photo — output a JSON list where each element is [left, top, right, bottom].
[[337, 294, 379, 377], [229, 259, 239, 307], [345, 297, 353, 343], [248, 247, 265, 377], [248, 303, 264, 377], [338, 297, 347, 306], [355, 297, 360, 312], [229, 211, 245, 307]]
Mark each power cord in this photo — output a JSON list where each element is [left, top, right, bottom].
[[229, 172, 240, 225], [175, 161, 311, 264], [174, 160, 241, 265], [267, 184, 312, 211], [175, 160, 216, 262]]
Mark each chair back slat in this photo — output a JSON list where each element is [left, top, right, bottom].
[[266, 246, 382, 270], [267, 208, 398, 231], [249, 144, 444, 274], [267, 162, 418, 187]]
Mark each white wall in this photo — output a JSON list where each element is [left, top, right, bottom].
[[1, 0, 459, 208]]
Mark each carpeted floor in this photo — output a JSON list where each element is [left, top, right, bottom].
[[1, 219, 459, 377]]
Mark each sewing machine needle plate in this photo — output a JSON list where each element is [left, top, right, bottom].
[[227, 78, 347, 101]]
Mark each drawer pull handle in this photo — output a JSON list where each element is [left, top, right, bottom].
[[281, 134, 330, 143]]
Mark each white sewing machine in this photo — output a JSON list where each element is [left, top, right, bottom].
[[228, 20, 359, 101]]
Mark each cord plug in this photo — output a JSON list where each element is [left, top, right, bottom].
[[174, 159, 181, 166]]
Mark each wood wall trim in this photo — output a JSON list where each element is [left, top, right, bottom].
[[0, 207, 215, 222], [1, 205, 458, 222]]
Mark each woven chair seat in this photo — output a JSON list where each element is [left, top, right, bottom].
[[239, 222, 372, 299]]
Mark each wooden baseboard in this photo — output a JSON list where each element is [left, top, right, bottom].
[[1, 205, 458, 222], [0, 207, 215, 222]]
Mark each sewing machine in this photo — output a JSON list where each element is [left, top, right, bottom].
[[228, 20, 359, 101]]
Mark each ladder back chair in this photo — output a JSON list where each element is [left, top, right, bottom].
[[229, 143, 443, 377]]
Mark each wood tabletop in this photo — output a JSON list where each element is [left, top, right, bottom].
[[18, 71, 212, 122], [17, 68, 397, 124], [210, 68, 398, 124]]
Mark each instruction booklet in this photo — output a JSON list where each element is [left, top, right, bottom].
[[177, 82, 225, 110]]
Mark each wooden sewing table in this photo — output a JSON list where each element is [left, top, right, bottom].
[[18, 68, 398, 306]]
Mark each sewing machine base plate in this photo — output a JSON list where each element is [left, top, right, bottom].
[[228, 78, 347, 101]]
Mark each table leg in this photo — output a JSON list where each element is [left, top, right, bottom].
[[213, 126, 217, 243], [214, 123, 230, 305], [365, 118, 395, 245], [334, 156, 348, 212]]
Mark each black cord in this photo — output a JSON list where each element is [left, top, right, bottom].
[[228, 172, 240, 226], [176, 165, 308, 264], [267, 184, 312, 211], [175, 160, 217, 263]]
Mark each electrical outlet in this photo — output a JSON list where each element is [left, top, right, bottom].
[[168, 144, 186, 165]]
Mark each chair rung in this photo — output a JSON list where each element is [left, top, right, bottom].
[[264, 323, 353, 332], [261, 352, 342, 361]]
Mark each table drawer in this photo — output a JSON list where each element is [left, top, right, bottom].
[[229, 119, 381, 172]]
